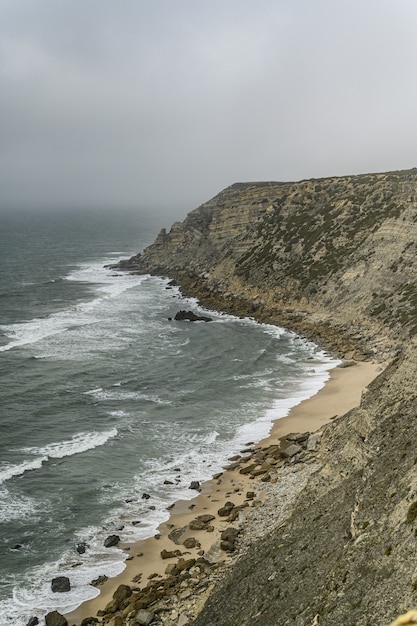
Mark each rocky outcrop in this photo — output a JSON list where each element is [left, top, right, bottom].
[[120, 169, 417, 359], [116, 169, 417, 625]]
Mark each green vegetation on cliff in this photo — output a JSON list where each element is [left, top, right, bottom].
[[120, 168, 417, 625]]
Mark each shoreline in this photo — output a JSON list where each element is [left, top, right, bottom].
[[65, 358, 384, 625]]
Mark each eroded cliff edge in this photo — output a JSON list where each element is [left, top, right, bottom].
[[120, 169, 417, 625]]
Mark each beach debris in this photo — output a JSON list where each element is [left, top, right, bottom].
[[104, 534, 120, 548], [44, 611, 68, 626], [51, 576, 71, 593]]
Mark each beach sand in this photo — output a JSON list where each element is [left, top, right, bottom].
[[66, 359, 383, 625]]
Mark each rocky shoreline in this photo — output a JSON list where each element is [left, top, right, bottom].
[[59, 356, 381, 626], [66, 424, 340, 626]]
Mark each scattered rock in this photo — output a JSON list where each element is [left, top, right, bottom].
[[51, 576, 71, 593], [183, 537, 197, 549], [189, 481, 201, 491], [76, 542, 88, 554], [197, 514, 215, 524], [218, 502, 235, 517], [135, 609, 155, 625], [45, 612, 68, 626], [80, 618, 99, 626], [220, 527, 240, 552], [142, 493, 151, 499], [104, 535, 120, 548], [161, 549, 182, 559], [174, 310, 212, 322], [25, 618, 39, 626], [91, 575, 108, 587]]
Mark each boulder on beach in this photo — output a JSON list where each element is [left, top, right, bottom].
[[104, 534, 120, 548], [45, 611, 68, 626]]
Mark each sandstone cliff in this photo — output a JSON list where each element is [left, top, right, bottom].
[[121, 168, 417, 625]]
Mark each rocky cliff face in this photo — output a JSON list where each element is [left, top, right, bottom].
[[122, 169, 417, 358], [121, 168, 417, 625]]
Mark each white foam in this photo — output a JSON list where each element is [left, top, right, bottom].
[[84, 387, 171, 404], [20, 429, 118, 460], [0, 457, 47, 485], [1, 430, 118, 485], [0, 487, 39, 523], [0, 259, 148, 353]]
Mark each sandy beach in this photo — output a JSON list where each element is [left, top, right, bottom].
[[65, 359, 383, 625]]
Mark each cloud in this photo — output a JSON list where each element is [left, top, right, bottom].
[[1, 0, 417, 214]]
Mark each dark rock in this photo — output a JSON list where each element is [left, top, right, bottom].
[[104, 534, 120, 548], [91, 575, 108, 587], [189, 519, 206, 531], [189, 480, 201, 491], [45, 611, 68, 626], [221, 527, 240, 544], [51, 576, 71, 593], [218, 502, 235, 517], [142, 493, 151, 499], [76, 542, 88, 554], [25, 618, 39, 626], [197, 514, 215, 524], [80, 618, 99, 626], [12, 543, 23, 550], [183, 537, 197, 549], [161, 548, 182, 559], [174, 310, 212, 322], [220, 540, 236, 552], [104, 584, 132, 614]]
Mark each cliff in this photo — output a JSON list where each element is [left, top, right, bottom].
[[120, 168, 417, 625]]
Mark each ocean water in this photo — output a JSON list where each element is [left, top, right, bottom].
[[0, 209, 337, 625]]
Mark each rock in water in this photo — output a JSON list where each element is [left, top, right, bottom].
[[104, 534, 120, 547], [51, 576, 71, 592], [174, 310, 212, 322], [25, 618, 39, 626]]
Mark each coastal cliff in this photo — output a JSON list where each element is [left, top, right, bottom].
[[119, 169, 417, 625]]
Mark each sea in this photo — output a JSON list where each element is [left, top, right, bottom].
[[0, 208, 337, 625]]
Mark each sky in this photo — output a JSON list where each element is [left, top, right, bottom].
[[1, 0, 417, 216]]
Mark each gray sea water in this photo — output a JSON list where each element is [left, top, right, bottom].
[[0, 209, 336, 625]]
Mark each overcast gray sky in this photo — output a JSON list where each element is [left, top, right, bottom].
[[1, 0, 417, 215]]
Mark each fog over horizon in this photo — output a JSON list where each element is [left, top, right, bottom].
[[1, 0, 417, 219]]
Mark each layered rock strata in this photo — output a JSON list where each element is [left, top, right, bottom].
[[113, 168, 417, 625]]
